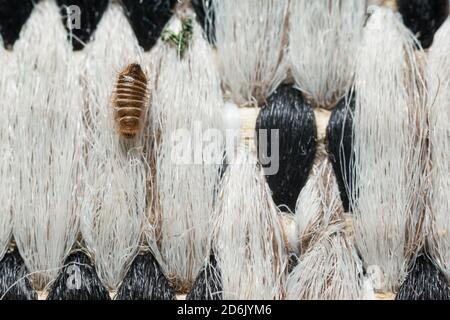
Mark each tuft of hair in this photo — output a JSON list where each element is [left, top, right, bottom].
[[211, 150, 287, 299], [120, 0, 177, 52], [288, 0, 367, 108], [326, 93, 355, 212], [0, 0, 36, 50], [256, 84, 317, 213], [289, 159, 365, 299], [397, 0, 449, 49], [56, 0, 110, 51], [286, 233, 365, 300], [150, 18, 224, 291], [192, 0, 215, 45], [350, 6, 427, 293], [0, 248, 37, 300], [212, 0, 289, 104], [222, 101, 241, 164], [396, 253, 450, 300], [11, 0, 82, 290], [187, 254, 222, 300], [47, 251, 110, 300], [295, 159, 344, 253], [79, 3, 148, 290], [116, 252, 175, 300], [0, 38, 14, 260], [426, 18, 450, 280]]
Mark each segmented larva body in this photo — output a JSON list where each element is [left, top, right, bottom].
[[113, 63, 149, 138]]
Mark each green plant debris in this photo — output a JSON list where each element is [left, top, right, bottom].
[[162, 17, 193, 58]]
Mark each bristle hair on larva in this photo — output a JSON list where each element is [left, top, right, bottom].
[[288, 159, 365, 300], [112, 62, 149, 139], [150, 18, 224, 291], [351, 6, 427, 293], [212, 0, 289, 104], [116, 252, 175, 300], [211, 150, 287, 299], [396, 253, 450, 300], [11, 0, 83, 290], [288, 0, 367, 108], [256, 84, 317, 214], [46, 251, 110, 300], [0, 248, 37, 300], [0, 40, 14, 260], [426, 17, 450, 280], [79, 3, 148, 290]]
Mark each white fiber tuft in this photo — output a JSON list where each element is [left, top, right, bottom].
[[362, 276, 376, 300], [351, 7, 427, 292], [0, 43, 16, 260], [222, 101, 241, 163], [426, 18, 450, 279], [286, 233, 365, 300], [212, 0, 289, 104], [79, 4, 148, 290], [368, 0, 384, 6], [11, 0, 82, 289], [288, 159, 364, 300], [295, 159, 342, 253], [212, 150, 287, 299], [150, 19, 224, 290], [289, 0, 367, 108]]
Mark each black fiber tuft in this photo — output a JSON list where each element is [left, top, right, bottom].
[[288, 254, 299, 274], [397, 0, 449, 49], [47, 251, 110, 300], [326, 94, 354, 212], [0, 248, 37, 300], [116, 252, 175, 300], [212, 151, 228, 207], [186, 254, 222, 300], [396, 253, 450, 300], [121, 0, 177, 52], [56, 0, 109, 51], [192, 0, 215, 45], [0, 0, 37, 49], [256, 84, 317, 213]]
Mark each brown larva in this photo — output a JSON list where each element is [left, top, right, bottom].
[[113, 63, 149, 139]]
